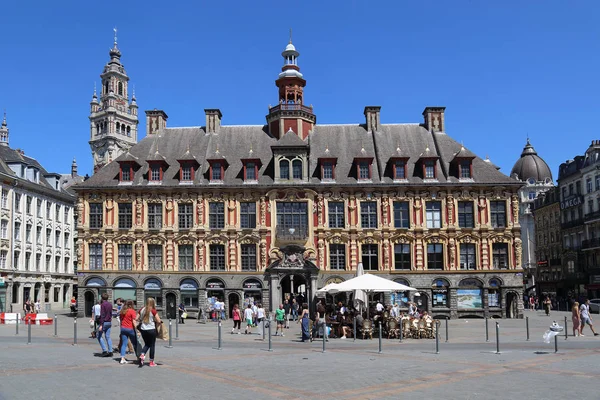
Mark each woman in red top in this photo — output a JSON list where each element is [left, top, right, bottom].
[[231, 304, 242, 334], [119, 300, 138, 364]]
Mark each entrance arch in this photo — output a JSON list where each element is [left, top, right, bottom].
[[84, 291, 95, 318], [506, 291, 519, 319], [165, 292, 177, 320], [228, 292, 240, 319]]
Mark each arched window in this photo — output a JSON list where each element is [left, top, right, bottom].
[[292, 159, 302, 179], [118, 82, 123, 96], [116, 122, 120, 133], [279, 159, 289, 179], [488, 278, 501, 308], [432, 278, 450, 308], [392, 278, 411, 307], [104, 81, 109, 94], [457, 278, 483, 309], [126, 126, 131, 137]]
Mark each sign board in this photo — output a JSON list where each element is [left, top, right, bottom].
[[206, 280, 224, 290], [243, 280, 262, 290], [560, 196, 583, 210]]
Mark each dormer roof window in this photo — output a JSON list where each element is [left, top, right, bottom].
[[424, 160, 436, 179], [319, 158, 337, 182], [146, 151, 168, 184], [176, 149, 199, 185], [451, 145, 476, 181], [241, 158, 261, 183], [207, 159, 227, 184], [354, 157, 373, 182], [117, 153, 140, 185], [389, 157, 409, 181]]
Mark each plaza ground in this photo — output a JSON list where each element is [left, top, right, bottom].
[[1, 310, 599, 400]]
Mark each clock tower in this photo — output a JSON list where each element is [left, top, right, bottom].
[[89, 30, 139, 173]]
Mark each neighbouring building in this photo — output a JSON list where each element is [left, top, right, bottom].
[[581, 141, 600, 298], [532, 187, 564, 296], [510, 139, 554, 293], [75, 38, 525, 320], [557, 154, 586, 297], [0, 115, 78, 313], [89, 34, 139, 173]]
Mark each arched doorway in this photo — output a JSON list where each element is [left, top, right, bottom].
[[165, 292, 177, 320], [280, 274, 307, 307], [414, 292, 429, 312], [84, 291, 95, 318], [228, 293, 240, 319], [242, 279, 263, 307], [506, 292, 518, 319]]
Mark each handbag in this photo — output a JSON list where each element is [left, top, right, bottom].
[[181, 312, 188, 319], [136, 308, 146, 331]]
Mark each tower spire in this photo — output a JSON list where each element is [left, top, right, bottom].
[[113, 27, 118, 47], [289, 28, 292, 44], [0, 110, 9, 146]]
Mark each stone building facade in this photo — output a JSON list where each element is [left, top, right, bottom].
[[0, 115, 77, 312], [580, 141, 600, 298], [75, 39, 525, 320]]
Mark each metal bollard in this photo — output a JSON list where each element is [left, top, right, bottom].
[[495, 322, 500, 354], [16, 315, 19, 335], [268, 318, 273, 352], [435, 321, 440, 354], [526, 316, 529, 341], [353, 317, 357, 342], [399, 321, 403, 343], [73, 317, 77, 346], [166, 319, 173, 349], [54, 314, 58, 337], [175, 314, 179, 340], [262, 318, 266, 341], [322, 321, 327, 353], [217, 320, 222, 350], [485, 317, 489, 342], [378, 321, 382, 354], [27, 318, 32, 345], [554, 334, 558, 353], [564, 316, 568, 340], [445, 318, 449, 343]]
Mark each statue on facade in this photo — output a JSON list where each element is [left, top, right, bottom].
[[449, 238, 456, 268]]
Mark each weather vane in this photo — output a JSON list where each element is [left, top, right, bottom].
[[113, 27, 118, 46]]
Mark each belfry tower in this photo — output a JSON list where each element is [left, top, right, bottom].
[[89, 29, 139, 173], [266, 33, 316, 140]]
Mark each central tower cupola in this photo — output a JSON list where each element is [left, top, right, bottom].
[[266, 34, 316, 140]]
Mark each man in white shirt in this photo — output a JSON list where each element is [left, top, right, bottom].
[[376, 301, 384, 313], [391, 303, 400, 319], [251, 302, 258, 326], [580, 299, 599, 336]]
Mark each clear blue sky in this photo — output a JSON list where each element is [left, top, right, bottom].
[[1, 1, 598, 178]]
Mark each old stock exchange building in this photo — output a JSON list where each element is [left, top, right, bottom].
[[75, 39, 525, 320]]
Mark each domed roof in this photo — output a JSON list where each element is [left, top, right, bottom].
[[510, 139, 553, 182], [285, 42, 296, 52]]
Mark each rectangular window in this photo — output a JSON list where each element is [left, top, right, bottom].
[[148, 245, 163, 271], [425, 160, 435, 179], [490, 201, 506, 228], [0, 221, 6, 239], [150, 165, 161, 181], [361, 244, 378, 270], [241, 244, 257, 271], [148, 203, 162, 229], [89, 243, 103, 270], [360, 201, 378, 229], [211, 162, 222, 181], [240, 202, 256, 229], [209, 202, 225, 229], [587, 178, 593, 193], [181, 165, 192, 182], [178, 245, 194, 271], [394, 244, 411, 270], [210, 244, 226, 271], [35, 254, 41, 271], [0, 250, 6, 268], [292, 160, 303, 179], [89, 203, 103, 229], [427, 243, 444, 270], [245, 162, 256, 180], [322, 161, 334, 180], [394, 160, 406, 179], [460, 161, 471, 178], [276, 202, 308, 237], [56, 204, 61, 221], [13, 251, 19, 269], [328, 202, 345, 229], [492, 243, 508, 269], [46, 202, 51, 219], [329, 244, 346, 270], [55, 256, 60, 273], [46, 255, 51, 271], [37, 199, 42, 217], [426, 201, 442, 229], [460, 243, 476, 270], [358, 161, 370, 180], [596, 175, 600, 191], [121, 167, 131, 182], [393, 201, 410, 228], [178, 203, 193, 230], [64, 232, 70, 248], [458, 201, 474, 228], [25, 224, 32, 243], [26, 196, 32, 214], [25, 253, 31, 271], [1, 191, 7, 209], [15, 193, 21, 212], [118, 244, 132, 270], [46, 228, 51, 245], [14, 222, 20, 241], [64, 207, 69, 223], [118, 203, 132, 229]]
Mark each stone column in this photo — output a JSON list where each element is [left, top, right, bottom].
[[270, 275, 280, 313]]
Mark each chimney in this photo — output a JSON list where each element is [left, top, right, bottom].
[[145, 109, 168, 136], [71, 158, 78, 178], [205, 109, 223, 134], [364, 106, 381, 132], [422, 106, 446, 133]]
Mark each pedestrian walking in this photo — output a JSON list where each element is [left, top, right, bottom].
[[291, 299, 299, 322], [178, 302, 186, 324], [543, 296, 552, 316], [283, 300, 291, 329], [138, 297, 163, 367], [298, 303, 310, 342], [118, 300, 138, 364], [275, 304, 285, 336], [244, 304, 254, 334], [97, 293, 113, 357], [231, 304, 242, 334], [580, 299, 599, 336], [572, 301, 581, 337]]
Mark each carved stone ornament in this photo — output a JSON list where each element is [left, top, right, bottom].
[[269, 248, 284, 261], [239, 234, 260, 244], [281, 251, 305, 269]]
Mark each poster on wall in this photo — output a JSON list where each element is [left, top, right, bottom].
[[488, 292, 499, 307], [432, 289, 447, 307], [457, 289, 483, 309]]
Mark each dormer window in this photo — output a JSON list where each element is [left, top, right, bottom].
[[390, 158, 409, 180], [242, 159, 260, 182], [424, 160, 436, 179], [292, 159, 303, 179], [460, 160, 472, 179], [279, 160, 289, 180], [149, 162, 162, 182], [207, 159, 227, 183], [119, 162, 134, 182], [181, 164, 193, 182], [177, 153, 199, 184], [354, 158, 373, 181]]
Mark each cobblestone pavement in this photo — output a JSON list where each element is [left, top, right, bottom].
[[1, 311, 599, 400]]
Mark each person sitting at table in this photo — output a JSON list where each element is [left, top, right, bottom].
[[340, 312, 353, 339]]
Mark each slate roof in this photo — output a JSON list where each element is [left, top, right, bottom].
[[76, 121, 519, 189]]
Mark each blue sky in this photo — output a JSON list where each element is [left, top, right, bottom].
[[0, 1, 598, 178]]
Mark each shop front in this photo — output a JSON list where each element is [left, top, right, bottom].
[[82, 277, 107, 317], [0, 276, 6, 312], [113, 278, 137, 306], [242, 278, 263, 306], [390, 278, 411, 309], [180, 278, 199, 311], [144, 278, 163, 310]]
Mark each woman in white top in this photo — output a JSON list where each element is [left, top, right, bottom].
[[256, 304, 265, 324], [138, 297, 162, 367]]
